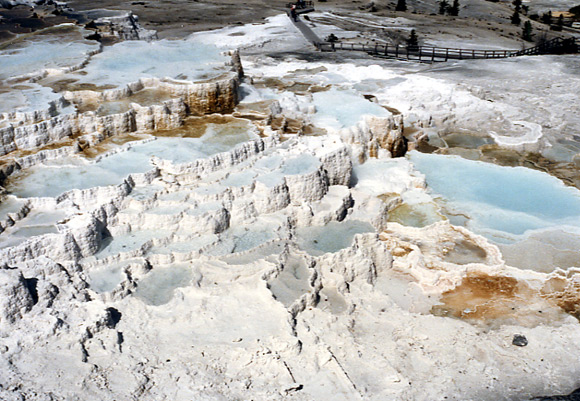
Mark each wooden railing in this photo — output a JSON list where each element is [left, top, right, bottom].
[[316, 42, 517, 61], [315, 37, 578, 61], [511, 37, 578, 56]]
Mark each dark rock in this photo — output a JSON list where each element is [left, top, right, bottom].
[[512, 334, 528, 346], [84, 31, 101, 41], [105, 307, 122, 328], [23, 277, 39, 305]]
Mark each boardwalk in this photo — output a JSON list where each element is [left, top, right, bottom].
[[287, 2, 323, 45], [286, 2, 579, 62], [317, 42, 516, 61], [289, 14, 323, 45], [316, 37, 579, 62]]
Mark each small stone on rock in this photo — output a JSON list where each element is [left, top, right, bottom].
[[512, 334, 528, 347]]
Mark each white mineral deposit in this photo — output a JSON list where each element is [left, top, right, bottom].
[[1, 0, 580, 400]]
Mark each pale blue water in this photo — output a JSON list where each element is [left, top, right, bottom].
[[295, 220, 375, 256], [312, 88, 391, 129], [8, 126, 257, 198], [409, 151, 580, 242], [80, 40, 228, 87], [135, 264, 193, 306]]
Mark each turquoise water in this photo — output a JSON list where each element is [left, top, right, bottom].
[[295, 220, 375, 256], [409, 151, 580, 242]]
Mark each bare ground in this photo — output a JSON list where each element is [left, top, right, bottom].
[[0, 0, 567, 49]]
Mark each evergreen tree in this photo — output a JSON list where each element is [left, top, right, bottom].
[[448, 0, 459, 16], [511, 9, 521, 25], [522, 20, 533, 41], [512, 0, 522, 12], [406, 29, 419, 49], [438, 0, 448, 15], [557, 14, 564, 28], [395, 0, 407, 12], [541, 10, 552, 24]]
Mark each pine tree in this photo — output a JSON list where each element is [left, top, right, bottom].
[[522, 20, 533, 41], [541, 10, 552, 24], [406, 29, 419, 50], [513, 0, 522, 12], [511, 9, 521, 25], [438, 0, 448, 15], [395, 0, 407, 12], [448, 0, 459, 16], [557, 14, 564, 28]]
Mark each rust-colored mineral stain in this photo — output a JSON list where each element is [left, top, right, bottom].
[[309, 85, 330, 94], [541, 277, 580, 320], [253, 77, 329, 95], [426, 269, 580, 324], [81, 134, 146, 159], [443, 239, 488, 265], [234, 99, 277, 120], [45, 79, 117, 93], [382, 105, 401, 116], [269, 115, 285, 131], [153, 115, 248, 138], [284, 117, 303, 134], [387, 202, 445, 228], [20, 137, 76, 156], [377, 192, 400, 203], [431, 272, 527, 321], [127, 87, 175, 106], [0, 136, 78, 164], [287, 82, 312, 94], [378, 232, 414, 257], [369, 142, 379, 158], [302, 124, 326, 136]]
